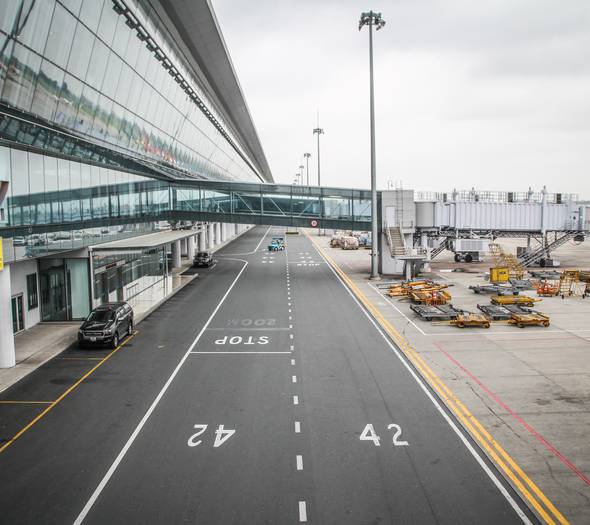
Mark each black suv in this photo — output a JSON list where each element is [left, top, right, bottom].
[[194, 251, 214, 268], [78, 302, 134, 348]]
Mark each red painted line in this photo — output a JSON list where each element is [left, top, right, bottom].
[[432, 341, 590, 487]]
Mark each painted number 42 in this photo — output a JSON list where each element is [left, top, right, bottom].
[[187, 424, 235, 448], [360, 424, 409, 447]]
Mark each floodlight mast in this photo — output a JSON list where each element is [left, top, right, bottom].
[[304, 153, 311, 186], [312, 127, 324, 187], [359, 10, 385, 280]]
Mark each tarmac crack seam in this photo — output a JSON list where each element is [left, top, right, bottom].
[[72, 258, 249, 525]]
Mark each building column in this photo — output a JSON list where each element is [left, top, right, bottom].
[[171, 240, 182, 269], [186, 235, 195, 260], [215, 223, 221, 245], [207, 223, 215, 249], [221, 223, 227, 243], [0, 265, 16, 368], [235, 223, 239, 236], [198, 232, 206, 252]]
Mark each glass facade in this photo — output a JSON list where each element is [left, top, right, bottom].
[[92, 247, 165, 304], [0, 0, 262, 183]]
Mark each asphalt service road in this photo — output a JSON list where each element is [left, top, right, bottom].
[[0, 226, 540, 524]]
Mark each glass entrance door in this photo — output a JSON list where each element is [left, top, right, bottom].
[[11, 295, 24, 333], [40, 259, 68, 321]]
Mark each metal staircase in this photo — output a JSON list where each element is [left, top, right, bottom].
[[385, 225, 407, 257], [489, 243, 526, 279], [430, 239, 448, 260], [518, 231, 580, 267]]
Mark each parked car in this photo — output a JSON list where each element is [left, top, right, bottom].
[[341, 236, 360, 250], [78, 302, 134, 348], [194, 251, 214, 267]]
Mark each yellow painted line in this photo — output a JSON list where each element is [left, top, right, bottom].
[[0, 332, 138, 455], [0, 401, 53, 405], [307, 232, 568, 525], [57, 357, 104, 361]]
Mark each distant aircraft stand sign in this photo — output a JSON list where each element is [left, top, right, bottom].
[[310, 219, 319, 228]]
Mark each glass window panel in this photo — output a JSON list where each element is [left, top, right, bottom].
[[0, 3, 21, 35], [124, 29, 141, 68], [85, 37, 108, 89], [115, 62, 132, 107], [1, 42, 41, 111], [101, 51, 122, 99], [90, 93, 113, 140], [16, 0, 54, 55], [74, 84, 98, 134], [55, 73, 82, 128], [30, 59, 64, 121], [57, 158, 71, 221], [96, 0, 117, 46], [28, 152, 45, 224], [66, 22, 93, 80], [78, 0, 104, 34], [45, 4, 76, 69], [125, 71, 144, 114], [110, 14, 130, 58], [59, 0, 82, 17]]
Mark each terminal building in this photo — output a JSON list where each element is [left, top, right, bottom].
[[0, 0, 272, 366]]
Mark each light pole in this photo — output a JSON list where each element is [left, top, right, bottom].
[[304, 153, 311, 186], [359, 10, 385, 280], [312, 127, 324, 186], [299, 165, 305, 186]]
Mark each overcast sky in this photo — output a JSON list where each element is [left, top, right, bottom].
[[212, 0, 590, 197]]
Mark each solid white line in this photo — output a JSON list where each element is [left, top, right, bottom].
[[190, 351, 292, 354], [219, 226, 270, 256], [292, 375, 297, 383], [367, 282, 426, 336], [296, 455, 303, 470], [294, 421, 301, 433], [293, 395, 299, 405], [299, 501, 307, 522], [311, 242, 533, 525], [73, 258, 249, 525]]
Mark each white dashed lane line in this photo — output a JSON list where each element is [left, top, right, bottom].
[[293, 395, 299, 405], [296, 455, 303, 470], [292, 375, 297, 383], [294, 421, 301, 433], [299, 501, 307, 522]]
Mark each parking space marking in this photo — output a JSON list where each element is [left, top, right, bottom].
[[0, 332, 138, 455], [0, 400, 53, 405]]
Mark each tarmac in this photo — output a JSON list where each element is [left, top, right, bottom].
[[0, 226, 541, 524], [312, 230, 590, 524]]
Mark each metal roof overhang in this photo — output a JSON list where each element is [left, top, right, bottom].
[[147, 0, 273, 183], [91, 229, 203, 254]]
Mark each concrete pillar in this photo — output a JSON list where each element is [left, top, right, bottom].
[[0, 265, 16, 368], [221, 223, 227, 243], [199, 232, 206, 252], [215, 223, 221, 245], [207, 224, 215, 249], [235, 223, 239, 236], [187, 235, 195, 260], [171, 240, 182, 268]]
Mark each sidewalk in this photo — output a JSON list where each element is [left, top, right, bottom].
[[307, 229, 590, 525]]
